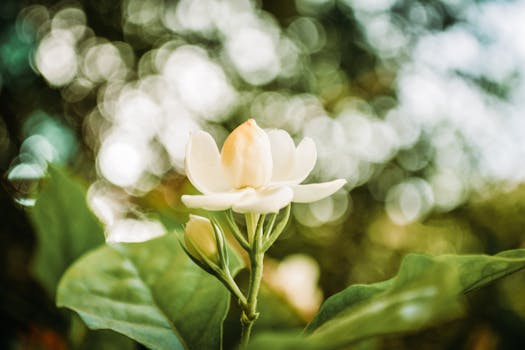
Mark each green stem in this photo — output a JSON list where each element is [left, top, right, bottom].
[[225, 210, 250, 250], [240, 215, 265, 348], [263, 204, 291, 252], [220, 268, 247, 306], [246, 212, 260, 244], [264, 213, 277, 240], [240, 251, 263, 347]]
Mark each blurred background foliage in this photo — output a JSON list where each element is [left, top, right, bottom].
[[1, 0, 525, 349]]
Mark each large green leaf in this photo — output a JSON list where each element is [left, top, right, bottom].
[[29, 165, 104, 295], [249, 249, 525, 349], [57, 233, 244, 350]]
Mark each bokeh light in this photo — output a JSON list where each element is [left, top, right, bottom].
[[267, 254, 323, 318], [4, 0, 525, 346], [35, 32, 78, 86], [10, 0, 525, 232]]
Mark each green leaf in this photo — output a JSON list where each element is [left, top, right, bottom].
[[79, 329, 138, 350], [68, 312, 138, 349], [304, 254, 463, 349], [307, 249, 525, 334], [247, 331, 312, 350], [29, 165, 104, 295], [57, 233, 244, 350], [255, 286, 304, 331], [250, 249, 525, 349]]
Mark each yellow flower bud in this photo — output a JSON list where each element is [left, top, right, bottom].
[[184, 215, 220, 265], [221, 119, 272, 189]]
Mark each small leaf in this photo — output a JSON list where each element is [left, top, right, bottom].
[[29, 165, 104, 295], [57, 234, 244, 350]]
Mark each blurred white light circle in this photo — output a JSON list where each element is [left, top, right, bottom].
[[310, 196, 334, 222], [20, 134, 57, 162], [287, 17, 326, 54], [166, 0, 216, 34], [158, 115, 201, 172], [339, 112, 373, 157], [277, 36, 302, 79], [345, 0, 396, 12], [251, 91, 289, 128], [36, 32, 78, 86], [414, 28, 480, 73], [98, 81, 126, 119], [82, 42, 127, 82], [385, 109, 421, 149], [225, 27, 280, 85], [303, 116, 360, 182], [429, 170, 466, 211], [284, 94, 325, 133], [98, 135, 147, 187], [51, 7, 87, 41], [106, 218, 165, 243], [125, 0, 160, 25], [303, 116, 346, 156], [294, 190, 348, 227], [6, 158, 46, 207], [310, 190, 348, 223], [366, 121, 398, 163], [162, 45, 236, 121], [386, 178, 434, 225], [365, 14, 407, 57], [398, 71, 446, 124], [295, 0, 334, 14], [294, 202, 322, 227], [7, 160, 46, 181], [114, 89, 162, 140], [316, 152, 358, 184], [272, 254, 322, 315], [87, 181, 127, 226]]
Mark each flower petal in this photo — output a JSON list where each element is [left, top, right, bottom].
[[290, 137, 317, 184], [267, 129, 296, 182], [182, 190, 251, 211], [291, 179, 346, 203], [232, 186, 294, 214], [185, 130, 230, 194], [221, 119, 273, 189]]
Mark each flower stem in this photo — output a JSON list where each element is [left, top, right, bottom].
[[245, 212, 260, 244], [240, 250, 263, 347], [220, 268, 247, 306], [263, 204, 291, 252], [225, 210, 250, 250], [240, 214, 265, 348]]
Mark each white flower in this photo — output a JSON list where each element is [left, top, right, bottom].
[[181, 119, 346, 214]]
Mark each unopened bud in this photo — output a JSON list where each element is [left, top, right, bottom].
[[184, 215, 220, 265]]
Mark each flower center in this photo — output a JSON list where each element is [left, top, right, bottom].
[[221, 119, 272, 189]]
